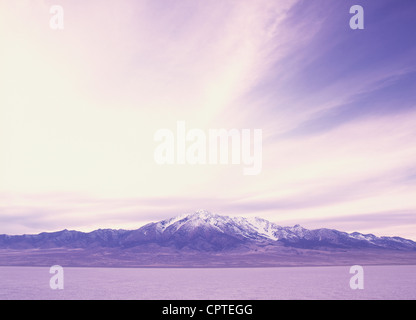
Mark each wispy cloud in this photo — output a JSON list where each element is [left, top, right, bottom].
[[0, 0, 415, 239]]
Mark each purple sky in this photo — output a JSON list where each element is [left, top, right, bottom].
[[1, 0, 416, 239]]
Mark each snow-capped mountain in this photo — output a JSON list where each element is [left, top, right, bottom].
[[120, 210, 416, 251], [1, 210, 415, 251]]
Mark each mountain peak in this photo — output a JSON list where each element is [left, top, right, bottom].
[[190, 209, 217, 218], [2, 212, 416, 253]]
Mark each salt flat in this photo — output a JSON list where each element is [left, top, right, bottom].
[[1, 265, 415, 300]]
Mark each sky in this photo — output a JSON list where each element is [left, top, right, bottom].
[[1, 0, 416, 239]]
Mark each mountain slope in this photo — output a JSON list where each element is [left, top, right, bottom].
[[1, 210, 415, 252]]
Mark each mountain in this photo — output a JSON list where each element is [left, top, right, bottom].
[[1, 210, 415, 251], [1, 210, 416, 267], [118, 210, 416, 251]]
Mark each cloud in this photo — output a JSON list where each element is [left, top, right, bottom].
[[0, 0, 415, 240]]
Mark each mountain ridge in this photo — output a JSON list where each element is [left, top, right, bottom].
[[1, 210, 415, 252]]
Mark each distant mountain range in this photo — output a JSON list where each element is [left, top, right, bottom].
[[1, 210, 415, 267], [1, 210, 415, 251]]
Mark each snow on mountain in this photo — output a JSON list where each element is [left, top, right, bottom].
[[128, 210, 416, 251], [151, 210, 281, 241], [1, 210, 415, 251]]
